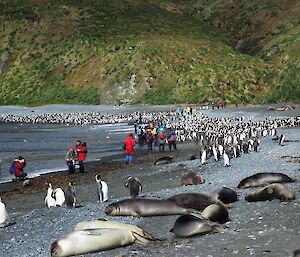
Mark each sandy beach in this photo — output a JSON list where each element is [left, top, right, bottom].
[[0, 105, 299, 257]]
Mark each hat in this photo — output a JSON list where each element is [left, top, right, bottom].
[[129, 133, 133, 137]]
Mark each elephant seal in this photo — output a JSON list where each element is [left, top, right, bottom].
[[237, 172, 295, 188], [180, 172, 205, 186], [201, 204, 229, 224], [170, 214, 228, 237], [292, 249, 300, 257], [51, 228, 149, 257], [154, 156, 173, 165], [168, 193, 222, 211], [124, 176, 142, 198], [74, 218, 157, 241], [213, 187, 238, 204], [245, 183, 295, 202], [105, 199, 202, 217]]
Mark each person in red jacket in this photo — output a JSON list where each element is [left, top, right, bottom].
[[75, 140, 87, 173], [124, 133, 136, 164], [14, 156, 27, 180]]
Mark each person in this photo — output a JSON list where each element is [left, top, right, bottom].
[[65, 148, 77, 174], [124, 133, 136, 164], [145, 129, 154, 152], [75, 140, 87, 173], [14, 156, 27, 180], [158, 131, 166, 152], [167, 128, 177, 151]]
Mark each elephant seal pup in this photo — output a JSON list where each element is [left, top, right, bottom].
[[180, 172, 205, 186], [237, 172, 295, 188], [105, 199, 201, 217], [213, 187, 238, 204], [170, 214, 228, 237], [245, 183, 295, 202], [201, 204, 229, 224], [74, 218, 157, 240], [154, 156, 173, 165], [51, 228, 149, 257], [292, 249, 300, 257], [168, 193, 222, 211]]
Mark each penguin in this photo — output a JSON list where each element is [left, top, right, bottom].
[[218, 144, 224, 156], [95, 174, 108, 202], [201, 149, 207, 165], [242, 142, 249, 154], [45, 183, 56, 208], [0, 198, 8, 227], [279, 134, 285, 146], [65, 182, 76, 208], [54, 187, 65, 207], [212, 145, 219, 161], [253, 139, 259, 152], [223, 151, 230, 167], [124, 176, 142, 198]]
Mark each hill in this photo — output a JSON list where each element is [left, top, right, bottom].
[[0, 0, 299, 105]]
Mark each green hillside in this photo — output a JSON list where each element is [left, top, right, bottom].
[[0, 0, 299, 105]]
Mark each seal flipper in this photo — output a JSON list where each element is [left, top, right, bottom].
[[132, 231, 151, 245]]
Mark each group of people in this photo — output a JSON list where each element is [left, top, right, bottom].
[[123, 124, 177, 164], [65, 140, 88, 174]]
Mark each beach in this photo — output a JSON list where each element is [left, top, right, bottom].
[[0, 104, 299, 257]]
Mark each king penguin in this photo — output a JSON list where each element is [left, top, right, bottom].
[[65, 182, 76, 208], [45, 183, 56, 208], [201, 149, 207, 165], [279, 134, 285, 146], [0, 198, 8, 228], [95, 174, 108, 202], [53, 187, 65, 207], [223, 151, 230, 167], [124, 176, 142, 198]]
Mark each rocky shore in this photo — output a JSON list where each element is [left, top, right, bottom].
[[0, 105, 299, 257]]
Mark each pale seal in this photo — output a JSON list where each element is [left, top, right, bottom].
[[245, 183, 295, 202]]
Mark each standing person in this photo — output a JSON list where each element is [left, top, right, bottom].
[[146, 129, 154, 152], [14, 156, 27, 180], [167, 128, 177, 151], [65, 148, 77, 174], [124, 133, 136, 164], [75, 140, 87, 173], [158, 131, 166, 152]]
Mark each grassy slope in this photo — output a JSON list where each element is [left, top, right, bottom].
[[0, 0, 298, 105]]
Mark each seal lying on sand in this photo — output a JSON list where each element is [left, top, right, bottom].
[[170, 214, 228, 237], [201, 204, 229, 224], [245, 183, 295, 202], [213, 187, 238, 204], [105, 199, 201, 217], [168, 193, 223, 211], [237, 172, 295, 188], [180, 172, 205, 186], [154, 156, 173, 165], [74, 218, 157, 240], [51, 228, 150, 257]]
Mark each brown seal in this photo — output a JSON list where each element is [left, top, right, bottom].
[[245, 183, 295, 202], [180, 172, 205, 186]]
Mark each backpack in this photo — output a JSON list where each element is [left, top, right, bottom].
[[146, 133, 153, 142], [9, 162, 15, 174], [159, 132, 165, 140]]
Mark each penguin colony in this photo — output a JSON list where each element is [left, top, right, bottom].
[[0, 108, 299, 257]]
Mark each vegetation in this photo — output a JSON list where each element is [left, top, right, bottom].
[[0, 0, 299, 105]]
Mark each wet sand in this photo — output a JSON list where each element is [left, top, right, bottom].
[[0, 105, 299, 257]]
